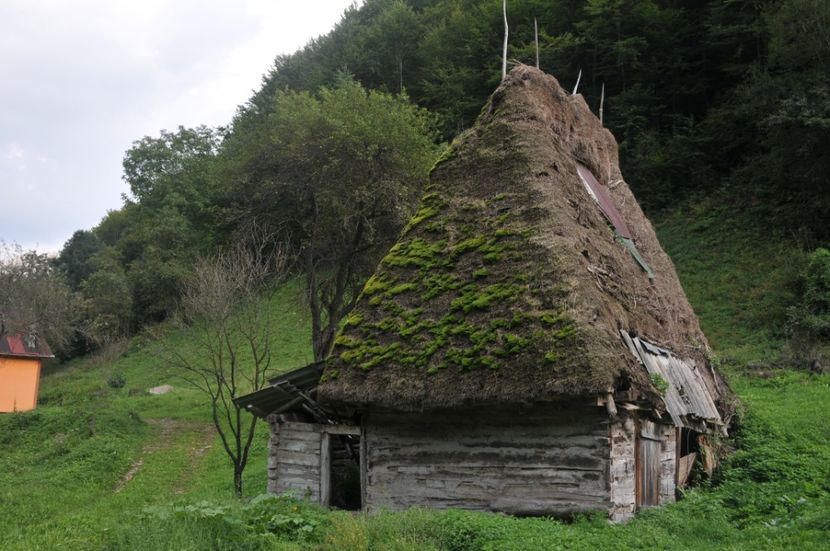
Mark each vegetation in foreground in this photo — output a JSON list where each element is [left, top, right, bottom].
[[2, 208, 830, 550]]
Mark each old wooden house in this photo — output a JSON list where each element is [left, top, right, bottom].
[[237, 66, 735, 521]]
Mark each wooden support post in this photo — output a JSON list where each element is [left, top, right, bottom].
[[360, 422, 368, 509], [320, 432, 331, 506]]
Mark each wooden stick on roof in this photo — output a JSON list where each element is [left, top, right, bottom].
[[572, 68, 582, 95], [599, 82, 605, 125], [502, 0, 509, 79]]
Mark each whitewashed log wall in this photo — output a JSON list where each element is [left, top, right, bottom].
[[363, 405, 611, 516], [659, 424, 677, 505], [609, 416, 636, 522]]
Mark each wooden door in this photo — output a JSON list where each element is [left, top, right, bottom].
[[636, 420, 661, 508]]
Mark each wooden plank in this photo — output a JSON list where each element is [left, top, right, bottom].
[[278, 432, 324, 445], [320, 432, 331, 506], [279, 439, 321, 453], [677, 453, 696, 488], [322, 424, 361, 436], [275, 450, 320, 467], [281, 421, 322, 433], [636, 429, 660, 508], [360, 423, 368, 509], [276, 463, 319, 478]]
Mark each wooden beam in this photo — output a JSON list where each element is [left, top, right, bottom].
[[320, 432, 331, 506], [360, 422, 368, 509], [322, 424, 361, 436]]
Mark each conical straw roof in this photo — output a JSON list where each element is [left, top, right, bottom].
[[319, 65, 733, 417]]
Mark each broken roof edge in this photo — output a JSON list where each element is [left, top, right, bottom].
[[234, 361, 326, 419], [620, 330, 729, 435]]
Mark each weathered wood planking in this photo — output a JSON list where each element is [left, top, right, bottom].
[[621, 332, 722, 431], [364, 405, 612, 516], [266, 419, 323, 501]]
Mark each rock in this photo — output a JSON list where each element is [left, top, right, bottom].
[[148, 384, 174, 395]]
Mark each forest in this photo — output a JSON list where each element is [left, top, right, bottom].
[[2, 0, 826, 365]]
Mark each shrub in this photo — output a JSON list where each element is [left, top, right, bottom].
[[788, 248, 830, 340], [107, 372, 127, 389]]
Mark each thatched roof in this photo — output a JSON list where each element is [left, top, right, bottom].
[[318, 66, 734, 419]]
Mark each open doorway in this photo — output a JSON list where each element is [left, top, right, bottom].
[[320, 427, 362, 510]]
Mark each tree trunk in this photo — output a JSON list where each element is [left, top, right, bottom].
[[234, 464, 244, 497]]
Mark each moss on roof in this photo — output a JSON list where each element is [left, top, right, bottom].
[[318, 66, 734, 414]]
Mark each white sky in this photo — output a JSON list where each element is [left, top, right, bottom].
[[0, 0, 358, 253]]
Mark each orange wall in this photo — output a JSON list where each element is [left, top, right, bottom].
[[0, 357, 42, 412]]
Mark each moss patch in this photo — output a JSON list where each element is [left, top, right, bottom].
[[325, 162, 589, 381]]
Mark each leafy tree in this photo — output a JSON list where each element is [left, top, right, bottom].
[[267, 76, 438, 360], [0, 242, 79, 356], [122, 125, 221, 205], [55, 230, 103, 291], [116, 126, 223, 325], [80, 247, 133, 346]]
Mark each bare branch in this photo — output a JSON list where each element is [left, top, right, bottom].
[[155, 227, 288, 496]]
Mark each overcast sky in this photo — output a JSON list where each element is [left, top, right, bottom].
[[0, 0, 357, 253]]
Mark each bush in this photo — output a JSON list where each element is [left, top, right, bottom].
[[788, 248, 830, 340], [787, 248, 830, 369], [107, 372, 127, 389]]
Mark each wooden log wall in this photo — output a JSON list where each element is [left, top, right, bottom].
[[266, 416, 322, 502], [363, 404, 611, 516]]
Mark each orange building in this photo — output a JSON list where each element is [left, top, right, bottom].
[[0, 333, 53, 412]]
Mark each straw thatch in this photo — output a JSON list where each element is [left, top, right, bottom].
[[318, 65, 733, 416]]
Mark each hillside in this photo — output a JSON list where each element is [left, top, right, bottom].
[[0, 281, 313, 550], [1, 209, 828, 550]]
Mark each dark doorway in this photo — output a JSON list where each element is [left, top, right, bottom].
[[322, 430, 362, 510]]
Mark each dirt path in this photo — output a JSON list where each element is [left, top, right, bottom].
[[114, 418, 215, 493]]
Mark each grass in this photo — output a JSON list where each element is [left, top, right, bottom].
[[656, 198, 808, 363], [1, 206, 829, 549], [0, 279, 312, 550]]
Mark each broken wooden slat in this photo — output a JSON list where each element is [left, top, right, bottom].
[[677, 452, 696, 488]]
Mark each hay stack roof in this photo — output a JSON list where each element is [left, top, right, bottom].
[[319, 66, 733, 419]]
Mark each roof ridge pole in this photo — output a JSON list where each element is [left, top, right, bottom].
[[534, 17, 539, 69], [502, 0, 509, 79], [572, 68, 582, 95], [599, 82, 605, 125]]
